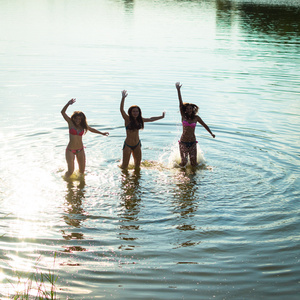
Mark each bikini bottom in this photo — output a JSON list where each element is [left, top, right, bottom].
[[179, 141, 198, 148], [123, 140, 141, 151], [67, 147, 84, 155]]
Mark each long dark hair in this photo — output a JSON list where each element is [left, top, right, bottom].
[[181, 103, 199, 120], [126, 105, 144, 130], [71, 111, 88, 134]]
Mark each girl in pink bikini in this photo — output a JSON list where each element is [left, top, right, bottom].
[[61, 98, 109, 177], [175, 82, 215, 167]]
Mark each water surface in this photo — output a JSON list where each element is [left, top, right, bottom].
[[0, 0, 299, 299]]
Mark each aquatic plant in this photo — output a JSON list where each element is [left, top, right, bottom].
[[8, 253, 58, 300]]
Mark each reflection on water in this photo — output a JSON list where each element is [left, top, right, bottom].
[[239, 2, 300, 36], [171, 172, 201, 248], [118, 170, 141, 251], [215, 0, 300, 36], [215, 0, 300, 43], [62, 179, 87, 253], [123, 0, 134, 12]]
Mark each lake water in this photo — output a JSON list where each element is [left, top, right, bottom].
[[0, 0, 299, 299]]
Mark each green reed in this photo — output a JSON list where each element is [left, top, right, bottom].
[[9, 253, 58, 300]]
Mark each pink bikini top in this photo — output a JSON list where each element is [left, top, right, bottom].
[[69, 127, 84, 136], [182, 120, 196, 128]]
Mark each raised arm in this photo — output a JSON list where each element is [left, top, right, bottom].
[[120, 90, 129, 121], [175, 82, 184, 114], [143, 112, 165, 123], [61, 98, 76, 123], [197, 116, 215, 138], [87, 126, 109, 136]]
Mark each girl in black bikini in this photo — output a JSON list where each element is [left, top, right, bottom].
[[120, 90, 165, 169], [61, 98, 109, 178], [175, 82, 215, 167]]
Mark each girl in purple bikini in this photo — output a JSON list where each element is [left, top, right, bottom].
[[175, 82, 215, 167], [61, 98, 109, 177]]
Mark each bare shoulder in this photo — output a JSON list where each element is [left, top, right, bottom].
[[65, 116, 73, 125], [196, 115, 204, 123], [121, 110, 129, 121]]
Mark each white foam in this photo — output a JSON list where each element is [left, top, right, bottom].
[[159, 141, 206, 169]]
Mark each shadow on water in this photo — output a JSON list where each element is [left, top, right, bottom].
[[118, 169, 142, 251], [61, 179, 88, 253]]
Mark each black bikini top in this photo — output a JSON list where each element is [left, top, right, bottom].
[[126, 121, 142, 130]]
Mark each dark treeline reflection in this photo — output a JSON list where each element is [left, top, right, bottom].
[[216, 0, 300, 37], [240, 3, 300, 36], [121, 0, 134, 13]]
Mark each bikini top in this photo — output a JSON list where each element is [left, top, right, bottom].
[[182, 120, 196, 128], [69, 127, 84, 136], [126, 122, 142, 130]]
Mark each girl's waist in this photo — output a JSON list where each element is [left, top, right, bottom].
[[125, 135, 140, 145], [67, 142, 84, 149], [180, 135, 196, 142]]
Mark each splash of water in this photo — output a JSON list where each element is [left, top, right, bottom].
[[159, 142, 206, 169]]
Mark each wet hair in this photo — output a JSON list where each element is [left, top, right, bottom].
[[181, 103, 199, 120], [71, 111, 88, 134], [127, 105, 144, 130]]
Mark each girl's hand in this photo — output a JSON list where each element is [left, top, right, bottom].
[[102, 132, 109, 136], [121, 90, 128, 98], [175, 82, 182, 90], [162, 112, 166, 118], [212, 134, 215, 138], [68, 98, 76, 105]]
